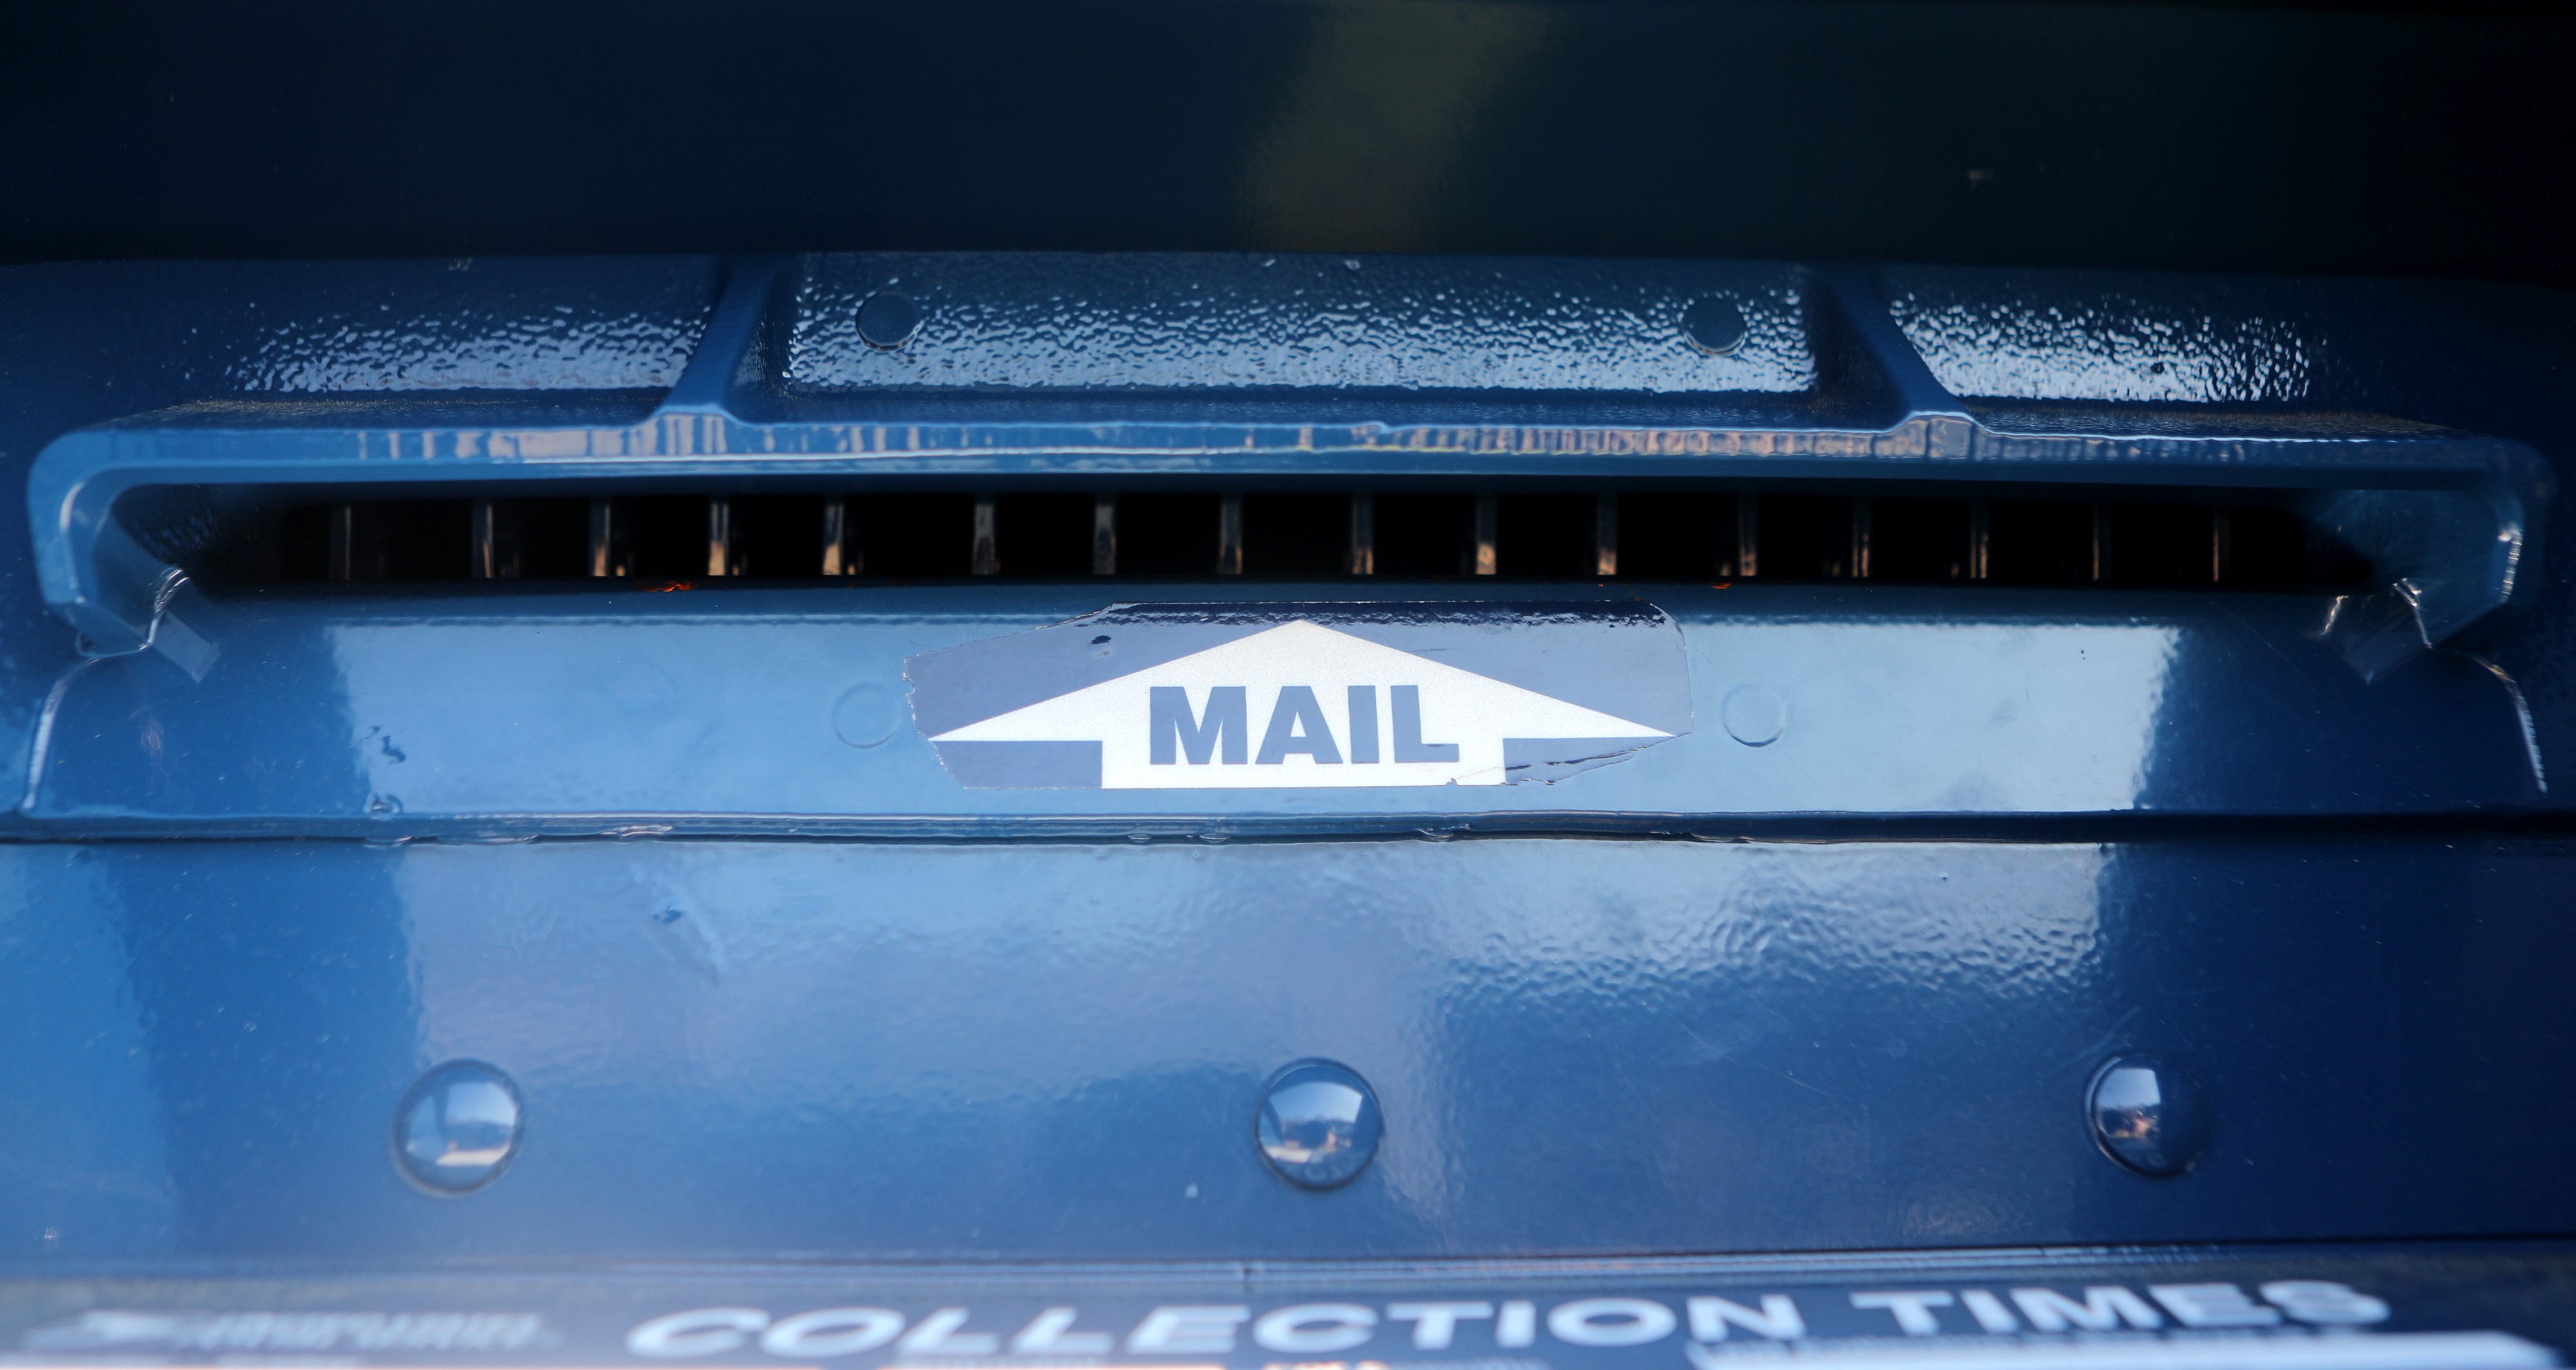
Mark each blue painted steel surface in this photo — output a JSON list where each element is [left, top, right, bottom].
[[27, 258, 2547, 665], [1, 253, 2575, 1285], [4, 836, 2575, 1264], [19, 585, 2544, 834]]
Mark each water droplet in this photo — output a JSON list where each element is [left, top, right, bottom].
[[2088, 1053, 2211, 1177], [1256, 1060, 1381, 1189], [394, 1060, 523, 1195]]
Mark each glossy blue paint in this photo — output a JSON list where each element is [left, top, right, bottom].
[[3, 836, 2575, 1264], [21, 258, 2550, 667], [18, 584, 2547, 834], [0, 254, 2573, 1283]]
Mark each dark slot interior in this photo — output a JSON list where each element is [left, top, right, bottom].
[[1759, 494, 1840, 580], [627, 496, 710, 579], [1117, 492, 1221, 576], [1240, 492, 1351, 578], [2108, 503, 2222, 587], [1869, 497, 1969, 582], [995, 493, 1094, 578], [230, 483, 2369, 592], [1616, 493, 1730, 581], [1374, 494, 1476, 577], [730, 495, 822, 579], [384, 499, 473, 581], [1988, 500, 2096, 585], [864, 492, 976, 578], [1497, 494, 1596, 579], [2242, 505, 2342, 587]]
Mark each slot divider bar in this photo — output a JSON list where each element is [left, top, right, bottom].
[[1217, 494, 1243, 575], [471, 499, 510, 580], [1851, 496, 1873, 580], [1092, 494, 1117, 575], [2212, 510, 2232, 584], [1348, 494, 1375, 575], [590, 497, 631, 578], [1594, 493, 1618, 578], [2092, 503, 2112, 583], [1967, 499, 1991, 580], [706, 497, 733, 577], [971, 494, 999, 575], [328, 504, 354, 582], [1734, 493, 1759, 578], [1473, 492, 1498, 575], [822, 496, 857, 576]]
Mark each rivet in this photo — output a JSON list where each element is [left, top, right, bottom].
[[1720, 683, 1787, 746], [1256, 1060, 1381, 1189], [2088, 1053, 2210, 1176], [857, 290, 922, 350], [1683, 297, 1748, 356], [394, 1060, 523, 1194]]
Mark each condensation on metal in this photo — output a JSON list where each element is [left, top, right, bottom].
[[782, 254, 1817, 394], [1885, 269, 2320, 404], [223, 258, 719, 393]]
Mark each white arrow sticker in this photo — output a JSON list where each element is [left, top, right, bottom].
[[929, 619, 1670, 789]]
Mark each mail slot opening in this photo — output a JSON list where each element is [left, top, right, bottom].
[[172, 481, 2375, 591]]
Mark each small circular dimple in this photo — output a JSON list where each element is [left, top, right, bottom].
[[393, 1060, 523, 1195], [1683, 297, 1749, 356], [1256, 1060, 1381, 1189], [832, 683, 901, 749], [1721, 684, 1787, 746], [857, 291, 923, 350], [2088, 1053, 2211, 1177]]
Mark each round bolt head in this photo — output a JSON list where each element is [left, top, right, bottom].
[[1683, 297, 1748, 356], [857, 290, 923, 350], [2088, 1053, 2210, 1176], [1256, 1060, 1381, 1189], [394, 1060, 523, 1194]]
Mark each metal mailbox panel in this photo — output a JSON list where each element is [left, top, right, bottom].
[[23, 586, 2544, 833], [3, 835, 2571, 1266]]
